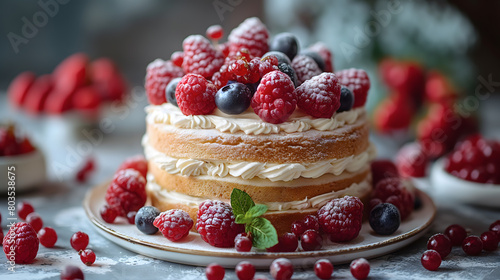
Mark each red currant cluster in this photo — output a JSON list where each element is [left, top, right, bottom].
[[0, 124, 36, 157], [444, 134, 500, 184], [421, 221, 500, 271]]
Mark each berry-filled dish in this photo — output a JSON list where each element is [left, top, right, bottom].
[[143, 17, 376, 237]]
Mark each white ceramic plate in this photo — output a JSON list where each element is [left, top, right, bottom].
[[84, 182, 436, 268], [430, 159, 500, 208]]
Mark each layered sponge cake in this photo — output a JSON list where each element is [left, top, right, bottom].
[[143, 17, 375, 235]]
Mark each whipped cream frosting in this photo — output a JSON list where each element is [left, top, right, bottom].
[[147, 177, 371, 211], [143, 137, 376, 182], [146, 103, 365, 135]]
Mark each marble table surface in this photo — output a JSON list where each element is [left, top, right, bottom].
[[0, 92, 499, 280]]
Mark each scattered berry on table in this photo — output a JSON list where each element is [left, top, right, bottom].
[[126, 211, 137, 225], [291, 220, 307, 238], [444, 224, 467, 246], [350, 258, 370, 280], [234, 233, 253, 252], [135, 206, 161, 235], [318, 196, 364, 242], [100, 205, 118, 224], [235, 261, 256, 280], [215, 83, 253, 114], [76, 157, 95, 183], [105, 169, 147, 217], [196, 200, 244, 248], [462, 235, 483, 256], [262, 51, 291, 65], [267, 232, 298, 253], [489, 220, 500, 239], [2, 222, 39, 264], [60, 265, 84, 280], [205, 263, 225, 280], [145, 59, 183, 105], [270, 258, 294, 280], [370, 160, 399, 186], [117, 155, 148, 179], [427, 233, 452, 258], [277, 62, 298, 87], [175, 73, 218, 115], [371, 177, 414, 220], [336, 68, 370, 108], [307, 42, 334, 72], [153, 209, 193, 242], [170, 51, 184, 67], [337, 86, 354, 112], [300, 229, 323, 251], [269, 32, 298, 60], [251, 70, 297, 124], [26, 212, 43, 232], [38, 227, 58, 248], [396, 142, 429, 178], [314, 259, 334, 280], [369, 203, 401, 235], [206, 25, 224, 41], [18, 201, 35, 220], [480, 231, 498, 251], [421, 249, 441, 271], [79, 249, 96, 266], [295, 72, 341, 118], [70, 231, 89, 252], [166, 77, 182, 107], [299, 49, 326, 72], [228, 17, 269, 58], [291, 55, 322, 86]]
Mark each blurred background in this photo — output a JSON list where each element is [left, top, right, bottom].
[[0, 0, 499, 181]]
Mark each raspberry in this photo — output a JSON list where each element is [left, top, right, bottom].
[[235, 261, 256, 280], [314, 259, 334, 280], [308, 42, 334, 72], [145, 59, 183, 105], [175, 73, 218, 115], [80, 249, 96, 266], [26, 212, 43, 232], [206, 25, 224, 41], [336, 68, 370, 108], [153, 209, 193, 242], [421, 249, 441, 271], [170, 51, 184, 67], [228, 17, 269, 58], [24, 74, 54, 114], [396, 142, 429, 178], [206, 263, 225, 280], [117, 155, 148, 179], [18, 201, 35, 220], [72, 85, 102, 113], [291, 55, 322, 86], [61, 265, 84, 280], [8, 71, 36, 107], [38, 227, 58, 248], [2, 222, 39, 264], [89, 58, 127, 102], [295, 72, 341, 118], [370, 160, 399, 186], [374, 95, 415, 132], [317, 196, 364, 242], [251, 71, 297, 124], [70, 231, 89, 252], [196, 200, 244, 248], [259, 55, 279, 77], [105, 169, 147, 216], [53, 53, 88, 94], [100, 205, 118, 223], [182, 35, 224, 79], [372, 177, 414, 220]]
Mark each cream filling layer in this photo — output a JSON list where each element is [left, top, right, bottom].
[[146, 103, 365, 135], [147, 177, 371, 211], [143, 138, 376, 182]]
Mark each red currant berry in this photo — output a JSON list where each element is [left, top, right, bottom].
[[291, 220, 307, 237], [480, 231, 499, 251], [421, 249, 441, 271], [18, 201, 35, 220], [267, 233, 298, 253], [314, 259, 334, 280], [489, 220, 500, 239], [60, 265, 84, 280], [462, 235, 483, 256], [235, 261, 255, 280], [26, 212, 43, 232], [427, 233, 452, 258], [206, 25, 224, 41], [303, 215, 320, 231], [70, 231, 89, 252], [444, 224, 467, 246], [80, 249, 96, 266], [100, 205, 117, 223], [235, 234, 253, 252], [350, 258, 370, 280], [270, 258, 294, 280], [126, 211, 137, 224], [38, 227, 58, 248], [300, 229, 323, 251], [205, 263, 225, 280]]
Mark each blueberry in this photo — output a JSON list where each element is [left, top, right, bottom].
[[300, 50, 325, 71], [269, 33, 299, 60], [245, 82, 259, 95], [165, 77, 182, 107], [369, 203, 401, 235], [262, 51, 291, 65], [278, 63, 298, 87], [337, 86, 354, 112], [215, 83, 252, 114], [135, 206, 160, 235]]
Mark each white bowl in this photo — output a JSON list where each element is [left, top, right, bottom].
[[430, 159, 500, 208], [0, 149, 47, 192]]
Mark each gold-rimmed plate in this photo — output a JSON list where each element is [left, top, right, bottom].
[[84, 182, 436, 268]]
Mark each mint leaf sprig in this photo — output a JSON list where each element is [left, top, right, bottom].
[[230, 188, 278, 249]]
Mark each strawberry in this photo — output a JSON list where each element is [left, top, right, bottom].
[[24, 75, 54, 114], [8, 71, 36, 107]]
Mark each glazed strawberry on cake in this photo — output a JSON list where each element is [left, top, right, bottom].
[[142, 17, 376, 235]]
